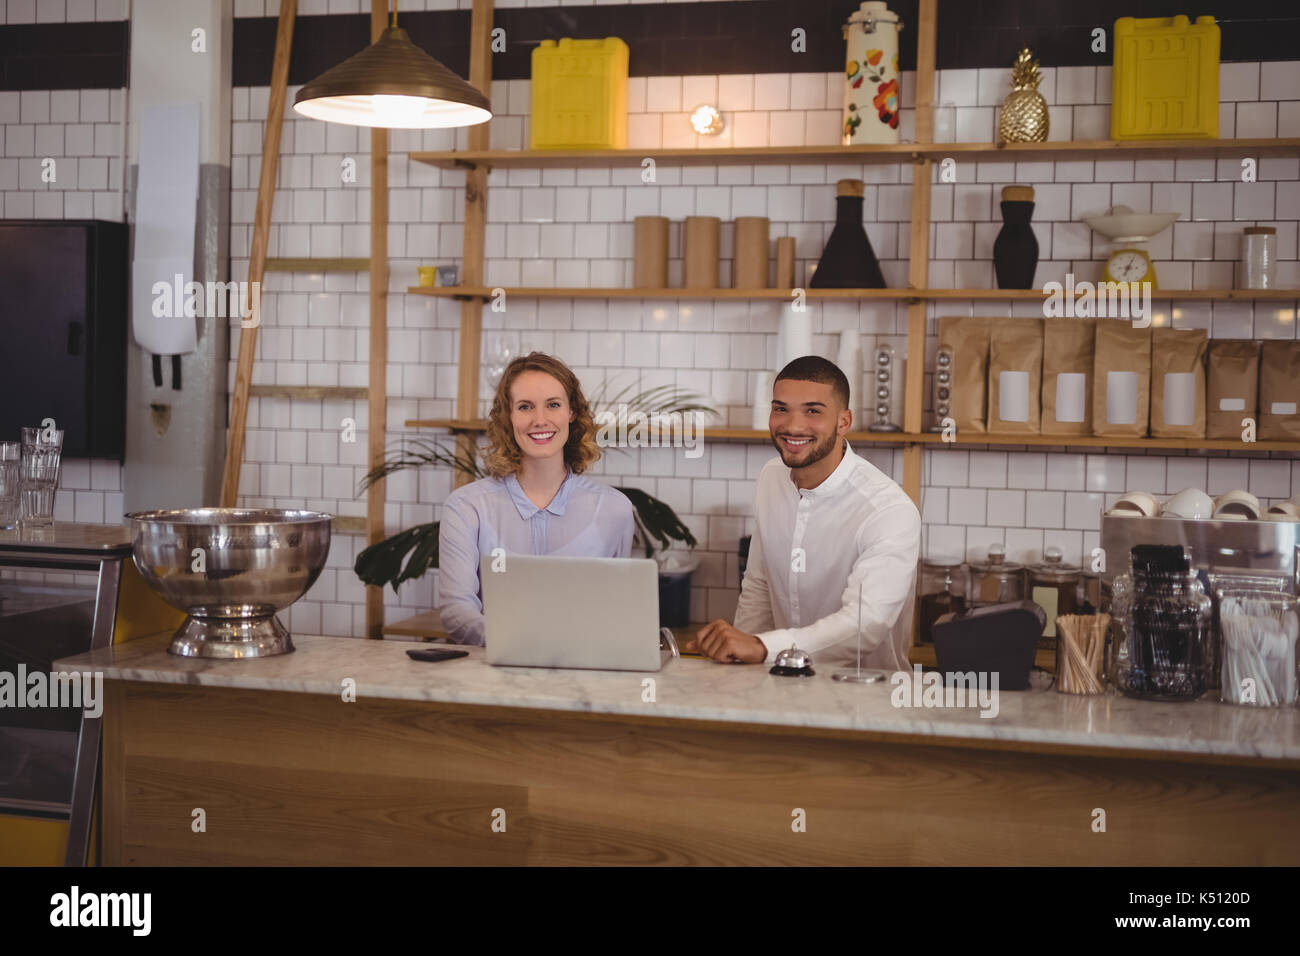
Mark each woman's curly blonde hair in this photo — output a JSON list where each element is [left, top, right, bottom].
[[482, 352, 602, 478]]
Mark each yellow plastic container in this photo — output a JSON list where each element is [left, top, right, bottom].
[[1112, 15, 1220, 140], [530, 37, 628, 150]]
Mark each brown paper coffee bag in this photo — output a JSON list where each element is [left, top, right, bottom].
[[987, 317, 1043, 433], [937, 316, 989, 434], [1091, 320, 1151, 437], [1041, 318, 1095, 436], [1150, 328, 1207, 438], [1259, 341, 1300, 440], [1206, 340, 1259, 440]]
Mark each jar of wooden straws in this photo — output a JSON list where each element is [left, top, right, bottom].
[[1056, 613, 1110, 695]]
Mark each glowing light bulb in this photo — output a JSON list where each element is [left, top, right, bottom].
[[372, 94, 427, 126], [690, 104, 724, 135]]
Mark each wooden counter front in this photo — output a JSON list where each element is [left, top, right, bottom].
[[98, 677, 1300, 866]]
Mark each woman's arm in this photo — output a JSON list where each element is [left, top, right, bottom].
[[436, 496, 487, 646]]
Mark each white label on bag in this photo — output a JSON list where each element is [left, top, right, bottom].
[[1162, 372, 1195, 426], [1219, 397, 1246, 411], [1272, 401, 1298, 415], [999, 370, 1030, 422], [1106, 371, 1139, 425], [1055, 373, 1086, 423]]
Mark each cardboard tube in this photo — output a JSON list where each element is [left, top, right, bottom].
[[683, 216, 720, 289], [633, 216, 669, 288], [775, 236, 796, 288], [733, 216, 770, 289]]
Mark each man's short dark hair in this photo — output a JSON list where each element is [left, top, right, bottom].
[[775, 355, 850, 411]]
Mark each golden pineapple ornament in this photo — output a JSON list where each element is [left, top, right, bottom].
[[998, 48, 1049, 143]]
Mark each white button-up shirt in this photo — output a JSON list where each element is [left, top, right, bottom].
[[734, 442, 921, 671]]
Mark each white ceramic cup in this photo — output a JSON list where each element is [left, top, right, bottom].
[[1161, 487, 1214, 519], [1265, 502, 1300, 521], [1107, 490, 1160, 517], [1213, 489, 1262, 521]]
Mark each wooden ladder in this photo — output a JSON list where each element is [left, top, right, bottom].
[[217, 0, 392, 638]]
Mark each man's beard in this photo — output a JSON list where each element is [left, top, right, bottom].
[[773, 429, 839, 469]]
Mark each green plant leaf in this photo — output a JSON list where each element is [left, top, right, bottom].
[[354, 521, 441, 593]]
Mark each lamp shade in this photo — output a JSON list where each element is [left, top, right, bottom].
[[293, 26, 492, 129]]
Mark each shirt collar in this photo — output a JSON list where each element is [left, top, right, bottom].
[[789, 440, 857, 499], [506, 468, 575, 519]]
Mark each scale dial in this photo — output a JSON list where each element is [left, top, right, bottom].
[[1104, 248, 1157, 288]]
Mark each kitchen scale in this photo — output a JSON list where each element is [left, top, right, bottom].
[[1082, 206, 1179, 290]]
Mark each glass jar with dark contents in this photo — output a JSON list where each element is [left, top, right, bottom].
[[967, 543, 1025, 607], [916, 557, 967, 644], [1028, 546, 1083, 651]]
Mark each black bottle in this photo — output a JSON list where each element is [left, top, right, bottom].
[[993, 184, 1039, 290], [810, 179, 886, 288]]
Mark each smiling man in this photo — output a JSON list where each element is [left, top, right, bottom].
[[687, 356, 921, 670]]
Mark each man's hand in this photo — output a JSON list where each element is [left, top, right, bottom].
[[684, 619, 768, 664]]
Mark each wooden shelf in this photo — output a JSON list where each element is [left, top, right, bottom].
[[410, 138, 1300, 171], [926, 288, 1299, 301], [408, 285, 1298, 302], [919, 137, 1300, 162], [914, 432, 1300, 452], [249, 385, 369, 400], [383, 610, 448, 639], [404, 418, 1300, 453], [404, 418, 486, 431], [411, 144, 922, 170], [265, 257, 370, 272], [406, 285, 919, 300], [403, 419, 912, 443]]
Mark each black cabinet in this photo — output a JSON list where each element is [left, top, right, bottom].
[[0, 220, 128, 459]]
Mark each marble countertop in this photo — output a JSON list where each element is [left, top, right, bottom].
[[55, 632, 1300, 764]]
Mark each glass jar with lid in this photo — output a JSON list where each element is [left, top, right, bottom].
[[916, 557, 967, 644], [1028, 546, 1084, 651], [1113, 545, 1213, 701], [967, 543, 1025, 607]]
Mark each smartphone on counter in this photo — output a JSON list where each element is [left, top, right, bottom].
[[406, 648, 469, 663]]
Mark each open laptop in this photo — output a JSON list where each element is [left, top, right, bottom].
[[482, 555, 677, 671]]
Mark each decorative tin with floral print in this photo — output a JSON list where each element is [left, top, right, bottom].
[[841, 1, 903, 145]]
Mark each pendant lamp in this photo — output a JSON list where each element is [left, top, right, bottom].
[[292, 1, 492, 129]]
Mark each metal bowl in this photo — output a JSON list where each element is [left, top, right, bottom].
[[127, 508, 332, 659]]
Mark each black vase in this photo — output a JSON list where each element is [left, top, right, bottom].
[[811, 193, 886, 288], [993, 200, 1038, 290]]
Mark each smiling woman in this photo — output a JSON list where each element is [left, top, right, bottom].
[[435, 353, 635, 647]]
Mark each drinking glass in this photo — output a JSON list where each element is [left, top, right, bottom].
[[19, 427, 64, 529], [0, 441, 20, 530]]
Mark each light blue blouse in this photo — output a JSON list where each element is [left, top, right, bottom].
[[436, 470, 635, 645]]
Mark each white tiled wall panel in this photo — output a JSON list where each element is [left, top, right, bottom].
[[0, 77, 126, 580], [1, 0, 126, 22], [220, 60, 1300, 636]]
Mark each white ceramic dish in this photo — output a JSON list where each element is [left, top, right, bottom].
[[1161, 487, 1214, 520], [1083, 206, 1179, 243]]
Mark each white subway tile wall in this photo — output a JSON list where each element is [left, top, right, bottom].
[[218, 60, 1300, 635], [0, 0, 126, 22], [0, 77, 125, 591], [0, 87, 124, 220]]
